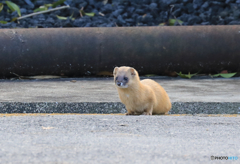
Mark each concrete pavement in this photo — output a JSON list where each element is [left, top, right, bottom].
[[0, 114, 239, 164], [0, 77, 239, 114]]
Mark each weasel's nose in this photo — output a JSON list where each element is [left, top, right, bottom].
[[116, 81, 121, 86]]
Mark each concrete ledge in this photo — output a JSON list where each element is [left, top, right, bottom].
[[0, 77, 239, 114], [1, 102, 240, 114]]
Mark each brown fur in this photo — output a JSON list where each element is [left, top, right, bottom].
[[113, 66, 171, 115]]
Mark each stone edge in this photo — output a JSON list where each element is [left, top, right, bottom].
[[0, 102, 240, 114]]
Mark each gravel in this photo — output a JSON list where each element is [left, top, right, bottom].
[[0, 0, 240, 28]]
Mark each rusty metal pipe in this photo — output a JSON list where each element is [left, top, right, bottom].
[[0, 26, 240, 77]]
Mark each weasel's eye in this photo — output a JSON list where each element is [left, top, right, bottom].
[[123, 77, 128, 81]]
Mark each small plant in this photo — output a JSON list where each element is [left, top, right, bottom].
[[0, 1, 21, 24], [176, 71, 237, 79], [144, 74, 158, 77], [159, 19, 183, 26], [56, 14, 75, 20], [176, 72, 198, 79], [211, 72, 237, 78], [34, 0, 66, 12], [79, 7, 95, 17]]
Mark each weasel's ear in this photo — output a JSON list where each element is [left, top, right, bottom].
[[129, 67, 136, 76], [113, 67, 119, 76]]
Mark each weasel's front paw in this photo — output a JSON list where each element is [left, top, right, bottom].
[[142, 112, 152, 115]]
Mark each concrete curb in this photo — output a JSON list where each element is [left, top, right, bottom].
[[1, 102, 240, 114]]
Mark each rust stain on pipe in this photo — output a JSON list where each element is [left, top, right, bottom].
[[0, 26, 240, 78]]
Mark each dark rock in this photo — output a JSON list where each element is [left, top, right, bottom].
[[193, 0, 204, 9], [135, 9, 145, 15], [85, 23, 92, 27], [210, 16, 219, 25], [218, 20, 225, 25], [1, 0, 240, 28], [229, 3, 239, 10], [24, 0, 35, 9], [201, 22, 210, 25], [27, 10, 33, 13], [92, 2, 103, 9], [106, 23, 115, 27], [1, 23, 11, 28], [73, 19, 85, 27], [186, 3, 194, 14], [67, 7, 81, 18], [178, 13, 190, 22], [38, 17, 45, 21], [161, 0, 180, 5], [210, 5, 224, 14], [112, 9, 124, 17], [46, 17, 55, 24], [123, 1, 130, 6], [151, 0, 158, 3], [149, 3, 158, 10], [34, 0, 44, 7], [141, 14, 153, 23], [188, 16, 202, 25], [79, 2, 88, 8], [193, 10, 200, 16], [32, 20, 39, 25], [131, 13, 139, 20], [98, 23, 108, 27], [52, 10, 61, 16], [159, 11, 169, 21], [84, 6, 93, 12], [233, 10, 240, 18], [11, 11, 18, 17], [127, 6, 135, 13], [10, 22, 17, 28], [143, 0, 151, 4], [122, 12, 129, 18], [210, 1, 226, 6], [88, 0, 95, 5], [117, 5, 125, 9], [224, 17, 235, 24], [201, 2, 209, 10], [219, 11, 230, 18], [20, 8, 27, 15], [5, 18, 11, 22], [199, 13, 208, 22], [125, 18, 135, 23], [117, 15, 126, 25], [172, 8, 182, 17], [228, 21, 240, 24], [102, 4, 113, 13], [225, 0, 235, 4]]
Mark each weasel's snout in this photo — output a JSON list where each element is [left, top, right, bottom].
[[115, 75, 129, 88], [116, 81, 122, 86]]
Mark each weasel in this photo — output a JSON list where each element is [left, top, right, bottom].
[[113, 66, 171, 115]]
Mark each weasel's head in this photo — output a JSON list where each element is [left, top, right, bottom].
[[113, 66, 138, 89]]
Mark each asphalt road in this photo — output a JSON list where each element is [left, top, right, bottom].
[[0, 114, 239, 164]]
